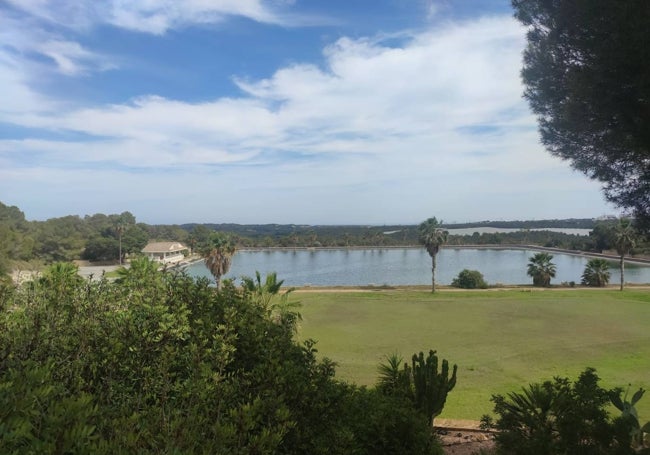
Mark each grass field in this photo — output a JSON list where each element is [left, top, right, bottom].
[[294, 288, 650, 420]]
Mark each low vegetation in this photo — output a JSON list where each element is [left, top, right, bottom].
[[482, 368, 646, 454], [451, 269, 488, 289], [0, 263, 445, 454]]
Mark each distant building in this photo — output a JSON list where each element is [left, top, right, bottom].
[[142, 242, 188, 264]]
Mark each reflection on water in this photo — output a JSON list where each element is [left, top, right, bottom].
[[185, 248, 650, 286]]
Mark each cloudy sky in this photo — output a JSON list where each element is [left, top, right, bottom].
[[0, 0, 614, 224]]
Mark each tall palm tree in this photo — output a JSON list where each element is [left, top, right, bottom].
[[613, 218, 636, 291], [202, 233, 236, 290], [581, 259, 611, 287], [418, 217, 448, 293], [115, 221, 125, 265], [527, 252, 556, 287]]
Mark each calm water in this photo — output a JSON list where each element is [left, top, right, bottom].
[[184, 248, 650, 286]]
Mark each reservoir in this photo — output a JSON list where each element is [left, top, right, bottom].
[[184, 248, 650, 286]]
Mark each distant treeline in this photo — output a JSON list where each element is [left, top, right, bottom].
[[443, 218, 599, 229], [184, 223, 595, 250], [0, 201, 645, 276]]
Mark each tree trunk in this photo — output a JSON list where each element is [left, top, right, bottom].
[[619, 254, 625, 291], [431, 254, 436, 293]]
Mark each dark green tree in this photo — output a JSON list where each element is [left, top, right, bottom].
[[121, 223, 149, 257], [188, 224, 212, 253], [418, 217, 448, 293], [451, 269, 488, 289], [512, 0, 650, 229], [589, 222, 615, 252]]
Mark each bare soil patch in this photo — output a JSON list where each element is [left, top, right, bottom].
[[436, 420, 495, 455]]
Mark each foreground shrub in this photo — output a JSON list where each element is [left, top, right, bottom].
[[611, 386, 650, 452], [483, 368, 634, 455], [451, 269, 488, 289], [377, 350, 457, 427], [0, 262, 442, 454]]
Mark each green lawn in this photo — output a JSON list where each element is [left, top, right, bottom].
[[294, 288, 650, 420]]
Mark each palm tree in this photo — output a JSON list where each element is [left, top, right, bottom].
[[202, 233, 236, 290], [581, 259, 611, 287], [241, 271, 285, 308], [613, 218, 636, 291], [418, 217, 448, 293], [377, 353, 411, 397], [115, 221, 125, 265], [241, 271, 299, 327], [527, 252, 556, 287]]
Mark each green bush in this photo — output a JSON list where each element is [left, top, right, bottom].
[[484, 368, 634, 455], [451, 269, 488, 289], [0, 261, 442, 454]]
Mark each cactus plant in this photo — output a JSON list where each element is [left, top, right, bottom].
[[611, 386, 650, 451], [411, 350, 458, 426]]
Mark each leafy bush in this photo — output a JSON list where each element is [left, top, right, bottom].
[[0, 261, 442, 454], [451, 269, 488, 289], [484, 368, 634, 455]]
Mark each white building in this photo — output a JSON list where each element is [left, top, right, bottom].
[[142, 242, 188, 264]]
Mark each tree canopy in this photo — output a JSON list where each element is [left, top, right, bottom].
[[512, 1, 650, 229]]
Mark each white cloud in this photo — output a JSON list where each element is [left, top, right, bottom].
[[0, 9, 115, 112], [37, 40, 115, 76], [0, 13, 614, 223], [4, 15, 542, 169], [4, 0, 310, 35]]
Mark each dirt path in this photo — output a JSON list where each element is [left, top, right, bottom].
[[436, 420, 495, 455]]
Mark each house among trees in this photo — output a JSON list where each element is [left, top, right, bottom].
[[142, 242, 188, 264]]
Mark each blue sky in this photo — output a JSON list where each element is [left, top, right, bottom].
[[0, 0, 614, 224]]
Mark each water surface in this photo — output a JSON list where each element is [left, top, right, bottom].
[[185, 248, 650, 286]]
